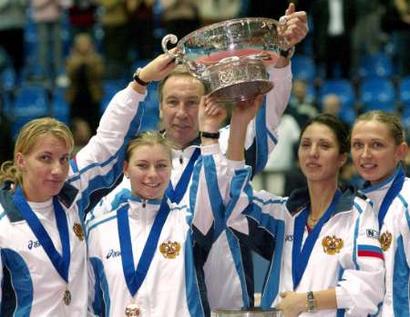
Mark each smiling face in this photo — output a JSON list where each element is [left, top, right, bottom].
[[351, 120, 407, 184], [124, 143, 172, 200], [298, 122, 347, 183], [16, 134, 71, 202], [159, 74, 205, 149]]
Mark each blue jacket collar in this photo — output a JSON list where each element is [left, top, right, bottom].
[[0, 181, 79, 223], [286, 186, 357, 217]]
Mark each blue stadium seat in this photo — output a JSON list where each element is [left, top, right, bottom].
[[318, 79, 356, 124], [0, 67, 16, 92], [52, 87, 70, 124], [359, 78, 396, 112], [399, 76, 410, 107], [291, 55, 316, 81], [100, 79, 128, 114], [13, 84, 49, 118], [358, 52, 394, 79]]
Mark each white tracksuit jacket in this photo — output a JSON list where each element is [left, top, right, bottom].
[[87, 64, 292, 311], [360, 167, 410, 317], [193, 146, 386, 317], [0, 85, 146, 316]]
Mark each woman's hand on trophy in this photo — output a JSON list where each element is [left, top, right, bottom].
[[231, 94, 264, 127], [198, 96, 228, 134], [278, 3, 309, 48]]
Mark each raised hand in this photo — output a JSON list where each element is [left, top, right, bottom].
[[137, 49, 178, 83], [278, 3, 309, 48], [231, 94, 264, 127], [198, 96, 228, 134]]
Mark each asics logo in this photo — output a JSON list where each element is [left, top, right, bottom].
[[106, 249, 121, 259], [28, 240, 41, 249]]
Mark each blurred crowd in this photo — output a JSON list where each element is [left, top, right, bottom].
[[1, 0, 410, 189]]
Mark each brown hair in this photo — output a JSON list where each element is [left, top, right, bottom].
[[300, 113, 350, 154], [0, 117, 74, 186], [354, 111, 405, 145]]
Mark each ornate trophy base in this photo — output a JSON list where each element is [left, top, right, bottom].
[[206, 58, 273, 102]]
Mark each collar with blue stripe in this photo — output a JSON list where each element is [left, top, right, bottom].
[[286, 186, 356, 217], [0, 181, 78, 223]]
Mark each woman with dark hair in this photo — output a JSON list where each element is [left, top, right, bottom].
[[194, 107, 385, 316]]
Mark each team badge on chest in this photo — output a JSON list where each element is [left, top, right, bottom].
[[379, 231, 392, 251], [159, 241, 181, 259], [322, 235, 344, 255], [72, 223, 84, 241]]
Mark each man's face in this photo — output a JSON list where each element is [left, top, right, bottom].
[[160, 75, 205, 149]]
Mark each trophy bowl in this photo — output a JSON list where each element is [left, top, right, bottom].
[[162, 17, 288, 102], [213, 308, 282, 317]]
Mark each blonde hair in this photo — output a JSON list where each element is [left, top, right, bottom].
[[126, 131, 173, 162], [0, 117, 74, 186], [354, 111, 405, 145]]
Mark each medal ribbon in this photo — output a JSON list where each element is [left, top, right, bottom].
[[117, 196, 170, 296], [166, 148, 200, 203], [378, 167, 405, 230], [12, 187, 70, 282], [292, 190, 341, 289]]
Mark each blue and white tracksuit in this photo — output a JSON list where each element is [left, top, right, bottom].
[[86, 144, 228, 317], [193, 147, 386, 317], [88, 65, 293, 310], [0, 85, 147, 316], [360, 167, 410, 316]]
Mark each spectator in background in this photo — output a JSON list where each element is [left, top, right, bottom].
[[160, 0, 200, 39], [392, 0, 410, 76], [197, 0, 243, 25], [0, 111, 13, 164], [66, 33, 104, 132], [322, 94, 350, 128], [96, 0, 129, 78], [312, 0, 356, 79], [322, 93, 341, 117], [30, 0, 69, 80], [352, 0, 385, 72], [0, 0, 28, 79], [247, 0, 288, 21], [288, 79, 318, 127], [70, 117, 92, 155], [126, 0, 156, 59], [67, 0, 97, 40], [265, 110, 301, 174]]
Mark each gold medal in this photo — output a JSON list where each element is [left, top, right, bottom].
[[379, 231, 392, 251], [72, 223, 84, 241], [322, 235, 344, 255], [63, 288, 71, 305], [159, 241, 181, 259], [125, 303, 141, 316]]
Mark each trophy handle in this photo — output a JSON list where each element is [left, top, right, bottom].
[[161, 34, 182, 62], [161, 34, 207, 79]]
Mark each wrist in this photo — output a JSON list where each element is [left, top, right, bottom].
[[199, 131, 220, 139], [306, 291, 317, 313], [133, 67, 150, 86]]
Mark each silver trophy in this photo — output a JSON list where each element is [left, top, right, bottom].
[[161, 17, 289, 102]]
